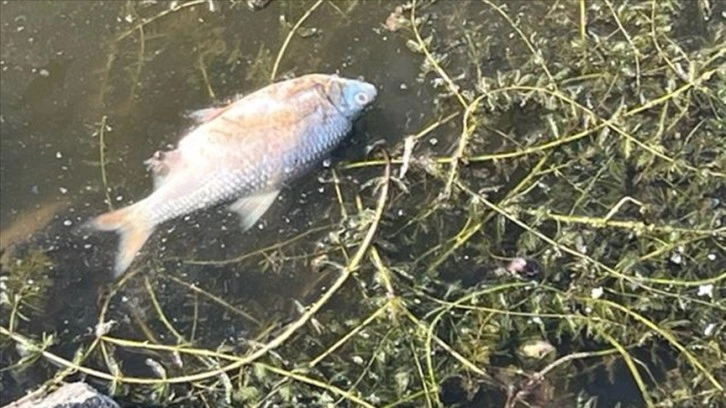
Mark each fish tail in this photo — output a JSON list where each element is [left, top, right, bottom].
[[88, 204, 154, 278]]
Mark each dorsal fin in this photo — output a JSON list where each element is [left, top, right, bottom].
[[187, 106, 229, 124], [187, 94, 245, 124]]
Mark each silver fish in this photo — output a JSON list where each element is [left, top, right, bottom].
[[89, 74, 377, 277]]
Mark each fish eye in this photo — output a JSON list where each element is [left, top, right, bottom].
[[354, 92, 369, 105]]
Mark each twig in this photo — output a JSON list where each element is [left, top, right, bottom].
[[270, 0, 324, 81], [97, 115, 113, 211]]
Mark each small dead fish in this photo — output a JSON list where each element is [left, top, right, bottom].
[[88, 74, 377, 277]]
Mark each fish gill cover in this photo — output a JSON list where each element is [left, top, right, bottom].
[[0, 0, 724, 407]]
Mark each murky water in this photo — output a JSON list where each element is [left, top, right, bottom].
[[3, 0, 723, 406], [0, 0, 444, 402]]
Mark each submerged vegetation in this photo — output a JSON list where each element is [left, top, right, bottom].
[[1, 0, 725, 407]]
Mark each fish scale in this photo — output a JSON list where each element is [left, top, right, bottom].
[[88, 74, 377, 277]]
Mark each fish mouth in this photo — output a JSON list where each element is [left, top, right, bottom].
[[360, 82, 378, 107]]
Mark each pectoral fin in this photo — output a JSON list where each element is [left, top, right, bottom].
[[229, 190, 280, 231]]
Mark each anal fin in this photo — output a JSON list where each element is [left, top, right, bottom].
[[229, 190, 280, 231]]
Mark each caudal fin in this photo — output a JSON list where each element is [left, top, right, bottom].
[[88, 205, 154, 278]]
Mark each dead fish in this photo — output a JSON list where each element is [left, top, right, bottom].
[[88, 74, 377, 277]]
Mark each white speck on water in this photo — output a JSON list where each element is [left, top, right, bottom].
[[400, 83, 408, 90], [39, 69, 50, 77], [707, 253, 716, 261], [322, 159, 331, 168], [397, 209, 404, 216], [704, 323, 716, 336], [318, 187, 324, 193], [591, 287, 604, 299], [585, 306, 592, 313], [83, 244, 92, 249], [115, 195, 123, 201], [121, 296, 128, 303], [257, 223, 264, 230], [63, 219, 72, 226], [428, 138, 438, 146], [55, 152, 62, 159], [697, 284, 713, 298], [352, 355, 364, 365], [670, 252, 682, 264], [59, 187, 68, 194]]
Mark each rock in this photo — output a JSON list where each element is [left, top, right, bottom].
[[3, 382, 119, 408]]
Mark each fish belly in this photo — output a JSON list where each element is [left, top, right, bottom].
[[143, 165, 270, 226]]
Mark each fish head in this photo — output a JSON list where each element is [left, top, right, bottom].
[[327, 77, 377, 119]]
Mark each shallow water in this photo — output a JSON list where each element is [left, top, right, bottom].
[[0, 0, 445, 401], [2, 0, 723, 406]]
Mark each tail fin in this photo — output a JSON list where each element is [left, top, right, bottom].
[[88, 205, 154, 278]]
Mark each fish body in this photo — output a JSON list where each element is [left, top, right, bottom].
[[90, 74, 377, 277]]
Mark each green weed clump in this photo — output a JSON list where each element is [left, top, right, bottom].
[[1, 0, 724, 407]]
